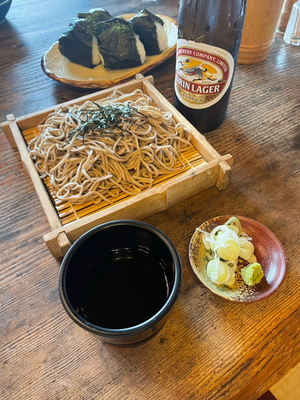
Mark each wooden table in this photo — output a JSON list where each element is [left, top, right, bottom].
[[1, 1, 300, 399]]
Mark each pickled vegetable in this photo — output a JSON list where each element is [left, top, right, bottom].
[[199, 217, 262, 287]]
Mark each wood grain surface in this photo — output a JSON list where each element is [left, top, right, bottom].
[[1, 1, 300, 399]]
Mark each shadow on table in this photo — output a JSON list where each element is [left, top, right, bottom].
[[0, 19, 29, 62]]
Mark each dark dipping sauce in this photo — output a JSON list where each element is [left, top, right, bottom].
[[78, 247, 170, 329]]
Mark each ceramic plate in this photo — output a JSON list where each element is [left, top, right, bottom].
[[189, 215, 286, 302], [41, 14, 178, 88]]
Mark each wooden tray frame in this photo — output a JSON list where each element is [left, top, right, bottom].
[[1, 76, 233, 258]]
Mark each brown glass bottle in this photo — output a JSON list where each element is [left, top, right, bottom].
[[174, 0, 247, 133]]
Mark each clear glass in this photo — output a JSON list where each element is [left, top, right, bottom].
[[284, 1, 300, 45], [277, 0, 296, 34]]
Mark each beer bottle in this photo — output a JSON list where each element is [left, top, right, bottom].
[[174, 0, 247, 132]]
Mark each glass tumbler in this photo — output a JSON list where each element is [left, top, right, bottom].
[[284, 0, 300, 45]]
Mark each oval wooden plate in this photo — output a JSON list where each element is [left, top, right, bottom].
[[41, 14, 178, 88], [189, 215, 286, 302]]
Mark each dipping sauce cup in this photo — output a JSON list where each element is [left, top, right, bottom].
[[59, 220, 182, 346]]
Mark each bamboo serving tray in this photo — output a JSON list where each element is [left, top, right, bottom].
[[1, 76, 233, 258]]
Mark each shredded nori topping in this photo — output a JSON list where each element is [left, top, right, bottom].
[[65, 103, 146, 144]]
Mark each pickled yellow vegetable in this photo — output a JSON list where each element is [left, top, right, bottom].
[[200, 216, 262, 288]]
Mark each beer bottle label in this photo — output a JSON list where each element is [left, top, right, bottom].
[[175, 39, 234, 109]]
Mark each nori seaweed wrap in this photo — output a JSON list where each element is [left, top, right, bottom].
[[58, 9, 113, 68], [129, 9, 168, 56], [95, 18, 146, 69]]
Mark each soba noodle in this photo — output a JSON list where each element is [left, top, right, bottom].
[[28, 89, 192, 205]]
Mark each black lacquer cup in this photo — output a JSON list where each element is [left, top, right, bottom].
[[59, 220, 182, 346]]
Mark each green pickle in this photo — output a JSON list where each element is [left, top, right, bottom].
[[241, 262, 264, 286]]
